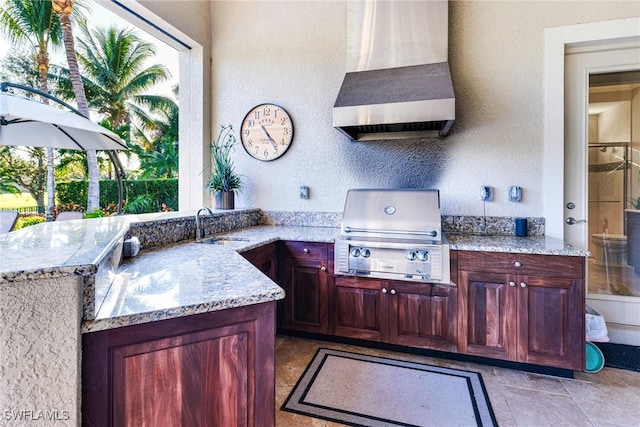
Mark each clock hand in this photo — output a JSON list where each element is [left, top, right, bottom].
[[260, 125, 278, 150]]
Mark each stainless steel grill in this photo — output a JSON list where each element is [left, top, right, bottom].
[[334, 189, 450, 284]]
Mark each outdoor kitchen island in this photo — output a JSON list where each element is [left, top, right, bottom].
[[0, 209, 588, 425]]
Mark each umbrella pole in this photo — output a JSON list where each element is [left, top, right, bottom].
[[106, 151, 125, 215]]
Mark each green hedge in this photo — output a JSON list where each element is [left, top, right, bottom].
[[57, 179, 178, 213]]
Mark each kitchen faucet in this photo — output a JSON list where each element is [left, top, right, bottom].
[[195, 207, 214, 241]]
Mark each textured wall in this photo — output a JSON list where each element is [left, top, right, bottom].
[[211, 1, 639, 217], [0, 277, 83, 425]]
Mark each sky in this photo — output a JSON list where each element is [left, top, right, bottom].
[[0, 0, 179, 97]]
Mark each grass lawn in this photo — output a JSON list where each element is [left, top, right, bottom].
[[0, 192, 40, 211]]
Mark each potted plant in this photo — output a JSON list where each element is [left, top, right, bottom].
[[207, 124, 242, 209]]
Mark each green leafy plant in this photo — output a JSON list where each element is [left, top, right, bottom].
[[206, 125, 242, 193], [629, 196, 640, 210], [123, 194, 157, 214], [84, 208, 105, 218]]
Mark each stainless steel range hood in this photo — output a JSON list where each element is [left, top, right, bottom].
[[333, 0, 455, 141]]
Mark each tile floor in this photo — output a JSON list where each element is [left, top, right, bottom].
[[275, 336, 640, 427]]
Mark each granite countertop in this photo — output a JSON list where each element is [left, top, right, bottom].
[[0, 215, 132, 282], [2, 214, 587, 334], [445, 233, 589, 256], [83, 225, 339, 333]]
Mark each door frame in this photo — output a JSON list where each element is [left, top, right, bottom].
[[543, 17, 640, 240]]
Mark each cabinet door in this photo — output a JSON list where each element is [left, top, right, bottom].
[[333, 276, 387, 342], [281, 242, 330, 334], [83, 303, 276, 427], [241, 243, 277, 282], [388, 281, 458, 351], [458, 270, 517, 360], [517, 274, 584, 370]]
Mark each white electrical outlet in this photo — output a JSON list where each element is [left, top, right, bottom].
[[480, 186, 493, 201]]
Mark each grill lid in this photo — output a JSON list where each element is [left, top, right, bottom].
[[340, 189, 443, 242]]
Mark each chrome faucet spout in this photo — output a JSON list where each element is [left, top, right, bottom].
[[195, 207, 214, 241]]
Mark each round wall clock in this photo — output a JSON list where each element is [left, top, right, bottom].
[[240, 103, 294, 161]]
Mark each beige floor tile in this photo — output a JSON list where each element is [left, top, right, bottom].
[[500, 385, 592, 427], [274, 336, 640, 427]]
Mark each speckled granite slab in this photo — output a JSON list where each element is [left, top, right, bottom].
[[0, 215, 132, 283], [446, 233, 588, 256], [83, 241, 285, 333]]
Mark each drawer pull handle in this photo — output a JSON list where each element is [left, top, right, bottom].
[[390, 289, 396, 295], [303, 248, 309, 253], [509, 281, 516, 287], [514, 261, 522, 267], [321, 266, 327, 272], [382, 288, 388, 294], [520, 282, 527, 288]]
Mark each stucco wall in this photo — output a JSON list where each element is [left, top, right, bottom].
[[0, 277, 83, 425], [211, 1, 639, 217]]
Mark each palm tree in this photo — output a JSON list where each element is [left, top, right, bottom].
[[51, 0, 99, 211], [54, 21, 171, 135], [131, 86, 179, 178], [0, 0, 62, 220]]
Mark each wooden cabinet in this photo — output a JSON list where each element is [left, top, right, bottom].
[[333, 276, 458, 351], [279, 241, 332, 334], [241, 243, 278, 282], [457, 251, 585, 370], [82, 303, 276, 427], [334, 276, 387, 341]]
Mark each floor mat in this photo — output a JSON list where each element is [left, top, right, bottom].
[[595, 342, 640, 372], [281, 348, 497, 427]]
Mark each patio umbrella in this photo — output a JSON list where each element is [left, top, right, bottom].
[[0, 82, 128, 213], [0, 91, 127, 150]]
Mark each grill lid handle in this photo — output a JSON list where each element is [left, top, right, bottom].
[[343, 226, 437, 237]]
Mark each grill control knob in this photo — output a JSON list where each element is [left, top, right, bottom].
[[350, 248, 361, 257], [406, 250, 417, 261], [417, 250, 429, 261], [361, 248, 371, 258]]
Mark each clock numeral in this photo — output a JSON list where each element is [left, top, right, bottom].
[[280, 138, 286, 145], [254, 146, 259, 155], [254, 111, 260, 120], [246, 139, 252, 147], [263, 149, 269, 158], [243, 129, 250, 137], [263, 106, 271, 116], [274, 110, 279, 118], [283, 127, 289, 136], [280, 117, 287, 126], [247, 119, 255, 128]]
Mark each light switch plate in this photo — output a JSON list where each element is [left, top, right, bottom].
[[509, 186, 522, 202], [299, 185, 309, 199]]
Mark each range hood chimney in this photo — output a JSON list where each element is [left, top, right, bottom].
[[333, 0, 455, 141]]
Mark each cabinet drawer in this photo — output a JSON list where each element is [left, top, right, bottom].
[[283, 241, 328, 260], [458, 251, 583, 278]]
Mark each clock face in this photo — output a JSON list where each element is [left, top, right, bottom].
[[240, 103, 294, 161]]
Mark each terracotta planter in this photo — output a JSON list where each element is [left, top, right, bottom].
[[214, 191, 235, 210]]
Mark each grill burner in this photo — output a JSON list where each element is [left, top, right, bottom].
[[334, 189, 450, 284]]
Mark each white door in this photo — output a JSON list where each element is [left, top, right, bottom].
[[565, 42, 640, 328]]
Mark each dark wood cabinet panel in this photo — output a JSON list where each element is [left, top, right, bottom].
[[83, 302, 276, 427], [458, 271, 516, 360], [389, 282, 457, 351], [333, 276, 457, 350], [457, 251, 585, 370], [334, 276, 386, 341], [241, 243, 277, 282], [517, 274, 583, 368], [280, 242, 331, 334]]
